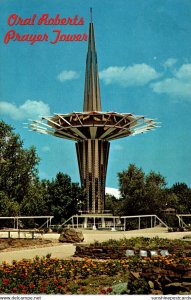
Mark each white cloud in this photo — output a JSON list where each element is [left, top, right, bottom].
[[106, 187, 120, 199], [163, 58, 177, 68], [42, 146, 51, 152], [99, 64, 161, 87], [151, 78, 191, 98], [176, 64, 191, 80], [0, 99, 50, 120], [57, 70, 80, 82], [151, 63, 191, 98]]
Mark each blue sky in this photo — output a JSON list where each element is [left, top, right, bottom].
[[0, 0, 191, 189]]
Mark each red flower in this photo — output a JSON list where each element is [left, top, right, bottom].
[[100, 289, 106, 294], [57, 285, 62, 289], [12, 287, 17, 293], [40, 286, 46, 293], [19, 283, 26, 289], [54, 279, 59, 285], [107, 287, 113, 293], [21, 289, 27, 294], [29, 282, 35, 289], [41, 281, 47, 286], [2, 278, 9, 286]]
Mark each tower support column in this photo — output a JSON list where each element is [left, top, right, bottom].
[[76, 139, 110, 214]]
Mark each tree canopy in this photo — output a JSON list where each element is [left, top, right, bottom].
[[0, 120, 83, 226], [0, 121, 40, 217], [44, 172, 83, 224], [106, 164, 191, 219]]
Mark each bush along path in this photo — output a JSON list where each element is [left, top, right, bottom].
[[0, 253, 191, 294]]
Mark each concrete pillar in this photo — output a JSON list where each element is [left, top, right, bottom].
[[84, 217, 88, 229], [138, 217, 141, 230], [101, 217, 106, 228], [92, 217, 97, 230]]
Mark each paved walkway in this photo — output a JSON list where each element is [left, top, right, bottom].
[[0, 227, 190, 264], [0, 244, 75, 264]]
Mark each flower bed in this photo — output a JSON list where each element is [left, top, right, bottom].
[[0, 254, 191, 294]]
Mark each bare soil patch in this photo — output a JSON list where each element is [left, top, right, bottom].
[[0, 238, 59, 252]]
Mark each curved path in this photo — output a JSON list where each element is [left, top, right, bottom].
[[0, 227, 190, 264], [0, 244, 75, 264]]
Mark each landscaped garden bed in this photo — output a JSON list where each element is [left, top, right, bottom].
[[1, 237, 191, 294], [75, 237, 191, 259], [0, 254, 191, 294]]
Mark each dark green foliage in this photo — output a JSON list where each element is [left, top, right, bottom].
[[118, 164, 167, 216], [45, 172, 84, 224], [0, 121, 42, 226], [105, 194, 121, 215], [170, 183, 191, 213], [90, 236, 191, 250], [117, 164, 191, 219], [128, 277, 150, 294], [0, 121, 39, 204], [0, 121, 83, 227]]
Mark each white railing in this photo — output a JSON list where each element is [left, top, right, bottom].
[[0, 216, 54, 230], [61, 214, 168, 231]]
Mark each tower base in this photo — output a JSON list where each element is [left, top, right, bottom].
[[62, 213, 122, 230], [61, 214, 168, 231]]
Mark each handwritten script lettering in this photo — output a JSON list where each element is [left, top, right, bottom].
[[4, 13, 87, 45]]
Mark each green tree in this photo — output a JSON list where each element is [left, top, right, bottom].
[[46, 172, 83, 224], [118, 164, 145, 215], [144, 171, 167, 215], [0, 121, 39, 204], [105, 193, 121, 215], [0, 191, 20, 217], [0, 121, 84, 226], [0, 191, 21, 227], [170, 182, 191, 213], [20, 179, 49, 216], [117, 164, 169, 216]]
